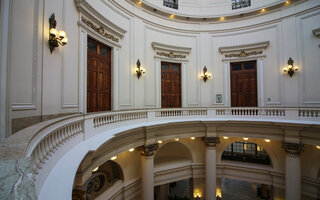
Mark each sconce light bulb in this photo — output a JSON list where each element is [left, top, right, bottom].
[[294, 66, 299, 71], [201, 74, 204, 78], [288, 65, 293, 69], [61, 37, 68, 45], [208, 73, 212, 78], [49, 28, 58, 36], [283, 67, 288, 72], [58, 30, 66, 39]]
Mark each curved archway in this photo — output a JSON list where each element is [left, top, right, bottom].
[[155, 141, 193, 164], [72, 160, 124, 200]]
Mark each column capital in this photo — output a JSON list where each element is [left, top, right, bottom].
[[201, 137, 220, 148], [136, 144, 159, 157], [282, 142, 304, 155]]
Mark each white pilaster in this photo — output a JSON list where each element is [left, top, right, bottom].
[[112, 48, 119, 110], [257, 58, 265, 107], [79, 29, 87, 114], [223, 62, 230, 107], [0, 0, 10, 140], [155, 59, 161, 108], [182, 62, 187, 108]]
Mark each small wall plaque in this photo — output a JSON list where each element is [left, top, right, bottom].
[[216, 94, 222, 103]]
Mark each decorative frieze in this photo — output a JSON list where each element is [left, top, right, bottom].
[[282, 142, 304, 155], [225, 50, 263, 58], [136, 144, 159, 157], [156, 51, 186, 59], [81, 17, 119, 43], [201, 137, 220, 147]]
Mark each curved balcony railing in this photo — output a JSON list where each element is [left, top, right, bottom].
[[1, 107, 320, 185]]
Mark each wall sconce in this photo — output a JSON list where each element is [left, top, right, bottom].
[[49, 13, 68, 53], [216, 192, 222, 200], [136, 59, 145, 79], [194, 193, 201, 200], [283, 57, 299, 77], [200, 66, 212, 82]]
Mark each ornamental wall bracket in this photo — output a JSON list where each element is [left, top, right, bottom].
[[219, 41, 269, 61], [282, 142, 304, 155], [156, 51, 186, 59], [152, 42, 191, 61], [201, 137, 220, 148], [136, 144, 159, 157], [81, 17, 119, 43], [225, 50, 263, 58]]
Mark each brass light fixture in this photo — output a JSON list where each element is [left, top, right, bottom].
[[200, 66, 212, 82], [136, 59, 145, 79], [283, 57, 299, 77], [49, 13, 68, 53]]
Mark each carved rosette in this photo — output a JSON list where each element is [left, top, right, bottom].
[[282, 142, 304, 155], [136, 144, 159, 157], [201, 137, 220, 148]]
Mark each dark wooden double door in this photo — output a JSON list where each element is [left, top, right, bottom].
[[87, 38, 111, 112], [161, 62, 181, 108], [230, 61, 257, 107]]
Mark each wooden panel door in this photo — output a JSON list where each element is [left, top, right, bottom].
[[230, 61, 257, 107], [161, 62, 181, 108], [87, 38, 111, 112]]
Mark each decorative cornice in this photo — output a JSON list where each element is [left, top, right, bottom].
[[156, 51, 186, 59], [282, 142, 304, 155], [136, 144, 159, 157], [225, 50, 263, 58], [219, 41, 269, 54], [75, 0, 126, 38], [152, 42, 191, 55], [201, 137, 220, 147], [81, 17, 119, 43]]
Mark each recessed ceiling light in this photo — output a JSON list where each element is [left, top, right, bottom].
[[129, 148, 134, 152], [138, 0, 142, 4], [92, 167, 99, 172], [265, 139, 271, 142], [261, 8, 266, 12], [191, 137, 195, 140], [111, 156, 117, 160], [170, 14, 174, 19], [220, 17, 225, 21], [175, 138, 179, 141], [158, 140, 163, 144], [243, 137, 248, 140], [223, 136, 228, 139], [316, 145, 320, 149], [285, 1, 290, 4]]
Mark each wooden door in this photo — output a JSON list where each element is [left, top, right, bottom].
[[87, 38, 111, 112], [161, 62, 181, 108], [230, 61, 257, 107]]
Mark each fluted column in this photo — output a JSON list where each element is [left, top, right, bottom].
[[137, 144, 159, 200], [202, 137, 220, 200], [282, 142, 304, 200]]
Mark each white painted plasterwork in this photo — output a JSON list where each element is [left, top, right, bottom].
[[76, 1, 126, 113], [219, 41, 269, 107], [0, 0, 10, 140], [152, 42, 192, 108], [11, 0, 40, 111]]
